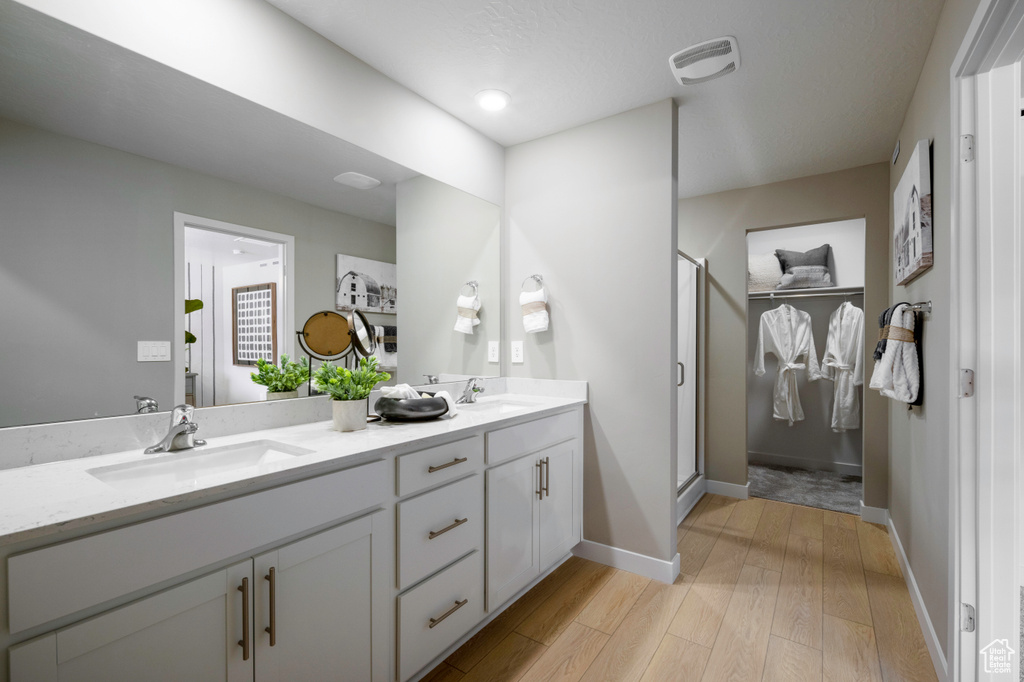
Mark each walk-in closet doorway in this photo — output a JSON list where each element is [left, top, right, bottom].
[[745, 219, 866, 514]]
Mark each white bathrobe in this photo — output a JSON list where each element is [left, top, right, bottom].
[[754, 304, 821, 426], [820, 302, 864, 432], [869, 304, 920, 403]]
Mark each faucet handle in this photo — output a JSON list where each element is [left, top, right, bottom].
[[134, 396, 159, 414], [170, 404, 195, 424]]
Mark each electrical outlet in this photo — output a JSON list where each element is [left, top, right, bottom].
[[511, 341, 524, 364], [487, 341, 499, 363]]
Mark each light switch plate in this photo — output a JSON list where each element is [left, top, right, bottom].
[[138, 341, 171, 362], [511, 341, 524, 364], [487, 341, 499, 363]]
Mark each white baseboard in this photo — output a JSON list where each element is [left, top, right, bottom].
[[705, 479, 749, 499], [748, 450, 862, 477], [887, 514, 948, 682], [573, 540, 680, 584], [859, 501, 888, 525], [677, 476, 706, 524]]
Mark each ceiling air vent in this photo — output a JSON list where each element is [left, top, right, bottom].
[[669, 36, 740, 86]]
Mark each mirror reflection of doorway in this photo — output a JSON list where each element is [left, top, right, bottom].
[[175, 213, 294, 407]]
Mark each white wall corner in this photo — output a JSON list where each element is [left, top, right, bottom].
[[677, 476, 707, 524], [887, 514, 949, 682], [573, 540, 680, 584], [705, 479, 750, 500], [859, 500, 889, 525]]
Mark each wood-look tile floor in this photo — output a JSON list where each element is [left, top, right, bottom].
[[424, 494, 938, 682]]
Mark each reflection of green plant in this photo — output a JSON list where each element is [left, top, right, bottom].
[[250, 355, 310, 393], [313, 357, 390, 401], [185, 299, 204, 344]]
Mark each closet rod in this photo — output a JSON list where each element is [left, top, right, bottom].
[[748, 287, 864, 301]]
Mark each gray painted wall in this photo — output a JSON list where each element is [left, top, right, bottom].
[[396, 175, 500, 383], [888, 0, 982, 659], [505, 100, 678, 564], [0, 117, 394, 428], [677, 163, 891, 508]]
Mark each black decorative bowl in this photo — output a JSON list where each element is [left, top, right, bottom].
[[373, 396, 449, 422]]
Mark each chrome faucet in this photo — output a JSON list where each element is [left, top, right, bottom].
[[134, 395, 159, 414], [456, 378, 485, 404], [145, 404, 206, 454]]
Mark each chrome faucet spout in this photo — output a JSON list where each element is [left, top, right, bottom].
[[145, 404, 206, 454], [456, 378, 486, 404]]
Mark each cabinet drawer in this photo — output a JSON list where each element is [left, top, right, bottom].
[[485, 410, 577, 465], [396, 435, 482, 496], [8, 459, 387, 634], [397, 551, 484, 682], [397, 475, 483, 590]]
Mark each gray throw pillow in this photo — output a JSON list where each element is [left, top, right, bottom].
[[775, 243, 830, 272]]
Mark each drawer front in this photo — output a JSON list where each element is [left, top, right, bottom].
[[8, 459, 388, 634], [398, 550, 484, 682], [397, 435, 482, 496], [397, 475, 483, 590], [485, 410, 578, 465]]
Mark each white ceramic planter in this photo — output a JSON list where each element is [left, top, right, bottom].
[[266, 390, 299, 401], [332, 398, 368, 432]]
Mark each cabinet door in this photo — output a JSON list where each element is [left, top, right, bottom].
[[10, 561, 252, 682], [538, 441, 580, 570], [486, 454, 541, 610], [254, 511, 389, 682]]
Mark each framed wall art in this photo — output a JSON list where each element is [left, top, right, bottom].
[[336, 254, 397, 314], [893, 139, 933, 286], [232, 282, 277, 366]]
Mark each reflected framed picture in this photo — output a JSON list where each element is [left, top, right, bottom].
[[336, 254, 397, 314], [893, 139, 933, 286], [233, 282, 277, 366]]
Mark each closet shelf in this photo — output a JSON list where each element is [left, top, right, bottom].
[[748, 285, 864, 301]]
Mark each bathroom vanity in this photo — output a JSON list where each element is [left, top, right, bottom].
[[0, 385, 586, 682]]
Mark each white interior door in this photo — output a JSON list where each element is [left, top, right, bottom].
[[677, 255, 699, 488]]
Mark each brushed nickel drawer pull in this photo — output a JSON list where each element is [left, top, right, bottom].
[[543, 456, 550, 498], [428, 599, 468, 628], [536, 460, 543, 500], [428, 457, 468, 473], [428, 517, 468, 540], [237, 578, 250, 661], [264, 567, 276, 647]]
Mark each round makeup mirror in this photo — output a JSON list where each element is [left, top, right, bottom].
[[297, 311, 350, 360], [347, 309, 376, 357]]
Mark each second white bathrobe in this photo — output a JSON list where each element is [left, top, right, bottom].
[[754, 304, 821, 425], [820, 302, 865, 432]]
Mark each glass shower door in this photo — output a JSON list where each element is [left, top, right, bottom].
[[678, 254, 700, 489]]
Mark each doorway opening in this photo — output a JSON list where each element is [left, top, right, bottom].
[[676, 251, 706, 522]]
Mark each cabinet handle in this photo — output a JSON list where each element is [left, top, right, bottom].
[[428, 456, 468, 473], [237, 578, 250, 661], [536, 460, 543, 500], [543, 456, 550, 498], [428, 517, 468, 540], [428, 599, 468, 629], [264, 567, 276, 647], [678, 362, 684, 387]]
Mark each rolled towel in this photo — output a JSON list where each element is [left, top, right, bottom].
[[520, 287, 549, 333], [869, 304, 920, 403], [383, 325, 397, 352], [434, 390, 458, 419], [454, 294, 481, 334], [380, 383, 421, 400]]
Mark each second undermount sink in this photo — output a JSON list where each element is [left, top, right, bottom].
[[88, 440, 316, 491], [457, 396, 538, 415]]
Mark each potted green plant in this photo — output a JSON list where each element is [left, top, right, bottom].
[[313, 357, 391, 431], [250, 355, 310, 401]]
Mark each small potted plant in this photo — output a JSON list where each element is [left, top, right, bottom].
[[313, 357, 391, 431], [250, 354, 310, 401]]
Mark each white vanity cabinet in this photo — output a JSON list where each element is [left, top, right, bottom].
[[485, 413, 582, 610], [10, 511, 389, 682]]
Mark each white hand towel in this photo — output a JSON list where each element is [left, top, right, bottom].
[[869, 304, 920, 403], [434, 390, 458, 418], [520, 287, 549, 333], [454, 294, 481, 334], [380, 383, 421, 400]]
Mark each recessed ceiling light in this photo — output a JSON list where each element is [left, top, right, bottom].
[[334, 172, 382, 189], [475, 89, 511, 112]]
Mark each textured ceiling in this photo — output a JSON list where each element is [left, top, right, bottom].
[[266, 0, 944, 197]]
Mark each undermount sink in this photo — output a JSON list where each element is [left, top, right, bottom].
[[88, 440, 316, 491], [457, 396, 537, 415]]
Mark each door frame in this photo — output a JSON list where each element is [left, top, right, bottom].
[[950, 1, 1024, 679], [173, 212, 296, 406], [676, 251, 707, 523]]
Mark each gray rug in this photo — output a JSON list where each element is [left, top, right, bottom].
[[748, 462, 862, 514]]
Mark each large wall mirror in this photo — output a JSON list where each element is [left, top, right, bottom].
[[0, 4, 500, 429]]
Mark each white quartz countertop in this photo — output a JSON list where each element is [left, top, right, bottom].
[[0, 393, 585, 546]]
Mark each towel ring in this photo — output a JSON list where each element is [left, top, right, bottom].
[[522, 274, 544, 291], [461, 280, 479, 296]]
